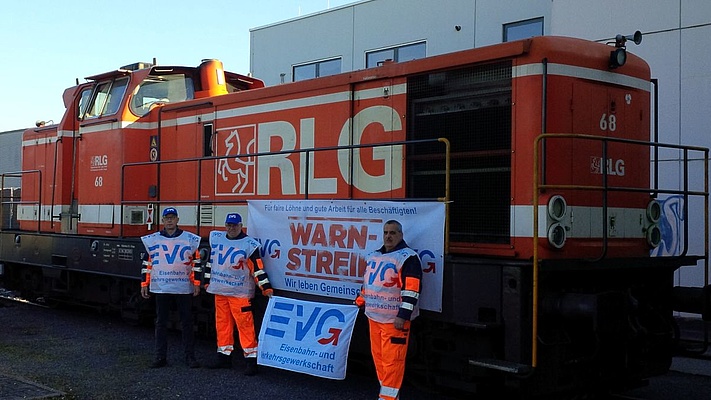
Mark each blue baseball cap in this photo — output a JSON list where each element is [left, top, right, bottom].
[[162, 207, 178, 217], [225, 213, 242, 224]]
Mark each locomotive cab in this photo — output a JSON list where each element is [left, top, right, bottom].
[[18, 60, 264, 236]]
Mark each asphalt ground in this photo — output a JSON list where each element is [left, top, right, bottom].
[[668, 316, 711, 377], [1, 296, 710, 400], [0, 298, 458, 400]]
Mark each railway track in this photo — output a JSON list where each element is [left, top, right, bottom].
[[0, 287, 48, 307]]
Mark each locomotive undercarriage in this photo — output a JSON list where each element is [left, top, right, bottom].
[[532, 266, 676, 397], [0, 231, 142, 311], [401, 256, 686, 398], [1, 257, 142, 317]]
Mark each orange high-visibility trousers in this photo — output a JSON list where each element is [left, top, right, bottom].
[[214, 295, 258, 358], [368, 319, 411, 400]]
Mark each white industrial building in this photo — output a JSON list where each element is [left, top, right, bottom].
[[0, 129, 23, 229], [0, 130, 22, 187], [250, 0, 711, 289]]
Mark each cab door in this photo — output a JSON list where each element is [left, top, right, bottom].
[[157, 103, 216, 231]]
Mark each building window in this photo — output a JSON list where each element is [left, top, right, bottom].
[[366, 41, 426, 68], [293, 58, 342, 82], [503, 17, 543, 42]]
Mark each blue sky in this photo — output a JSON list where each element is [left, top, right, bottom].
[[0, 0, 354, 132]]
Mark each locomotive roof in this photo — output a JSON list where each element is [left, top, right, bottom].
[[84, 61, 154, 81]]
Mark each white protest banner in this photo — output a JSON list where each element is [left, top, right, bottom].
[[248, 199, 444, 312], [258, 296, 359, 379]]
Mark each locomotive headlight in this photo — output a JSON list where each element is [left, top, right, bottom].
[[547, 195, 567, 221], [646, 224, 662, 248], [548, 223, 567, 249], [609, 48, 627, 69], [609, 31, 641, 69], [646, 199, 662, 223]]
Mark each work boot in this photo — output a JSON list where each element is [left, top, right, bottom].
[[149, 357, 167, 368], [185, 354, 200, 369], [205, 353, 232, 369], [244, 357, 258, 376]]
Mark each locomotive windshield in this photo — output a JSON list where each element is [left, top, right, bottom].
[[83, 77, 129, 119], [130, 73, 195, 116], [77, 87, 92, 119]]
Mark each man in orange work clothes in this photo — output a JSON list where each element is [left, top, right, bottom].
[[355, 220, 423, 400], [204, 213, 273, 375]]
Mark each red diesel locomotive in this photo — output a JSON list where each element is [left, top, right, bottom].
[[1, 35, 708, 398]]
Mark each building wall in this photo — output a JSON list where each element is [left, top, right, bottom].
[[474, 0, 551, 46], [250, 0, 552, 85], [251, 3, 358, 85], [351, 0, 476, 63], [0, 129, 22, 187]]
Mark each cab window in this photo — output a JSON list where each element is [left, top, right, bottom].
[[130, 73, 194, 116], [77, 88, 92, 119], [84, 77, 129, 118]]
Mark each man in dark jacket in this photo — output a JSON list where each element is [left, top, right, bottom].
[[355, 220, 422, 400], [140, 207, 202, 368]]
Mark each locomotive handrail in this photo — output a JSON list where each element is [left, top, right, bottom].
[[440, 137, 451, 253], [535, 133, 707, 259], [532, 132, 710, 369], [0, 169, 42, 232], [160, 101, 214, 112], [33, 125, 59, 133], [119, 137, 451, 242], [79, 118, 118, 128], [532, 183, 706, 196]]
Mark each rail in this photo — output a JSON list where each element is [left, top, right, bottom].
[[0, 170, 42, 232], [531, 132, 709, 368], [120, 137, 451, 245]]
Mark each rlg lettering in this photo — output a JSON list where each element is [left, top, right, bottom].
[[255, 106, 404, 196]]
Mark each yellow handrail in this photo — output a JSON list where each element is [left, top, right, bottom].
[[531, 132, 709, 369]]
